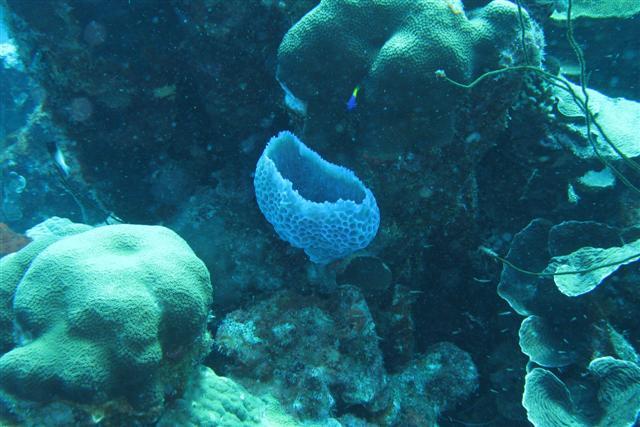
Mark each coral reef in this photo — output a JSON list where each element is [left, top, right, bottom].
[[0, 217, 92, 355], [0, 109, 110, 231], [552, 81, 640, 161], [523, 357, 640, 427], [0, 30, 39, 143], [166, 185, 297, 310], [550, 0, 640, 21], [273, 0, 549, 321], [0, 219, 213, 424], [382, 342, 479, 425], [2, 0, 638, 425], [277, 0, 543, 151], [1, 35, 104, 231], [494, 218, 640, 424], [214, 287, 478, 424], [3, 0, 315, 223], [215, 287, 387, 419], [158, 366, 298, 427], [2, 0, 321, 319]]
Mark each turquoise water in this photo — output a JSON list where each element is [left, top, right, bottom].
[[0, 1, 639, 426]]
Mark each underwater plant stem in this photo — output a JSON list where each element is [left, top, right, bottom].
[[514, 0, 530, 64], [479, 246, 640, 277], [436, 0, 640, 196], [437, 65, 544, 90], [566, 0, 588, 107], [563, 0, 640, 192]]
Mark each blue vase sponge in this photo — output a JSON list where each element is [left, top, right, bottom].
[[254, 131, 379, 264]]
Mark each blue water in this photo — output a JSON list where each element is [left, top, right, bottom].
[[0, 1, 638, 426]]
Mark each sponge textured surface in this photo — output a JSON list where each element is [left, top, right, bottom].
[[254, 131, 379, 264], [0, 223, 212, 410]]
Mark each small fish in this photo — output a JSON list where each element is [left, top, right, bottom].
[[46, 140, 71, 177], [346, 85, 360, 111]]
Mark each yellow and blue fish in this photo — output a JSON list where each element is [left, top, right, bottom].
[[346, 85, 360, 111]]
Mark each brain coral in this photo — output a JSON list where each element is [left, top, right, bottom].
[[158, 366, 298, 427], [0, 223, 212, 420], [254, 131, 380, 264], [0, 217, 92, 354], [277, 0, 543, 149]]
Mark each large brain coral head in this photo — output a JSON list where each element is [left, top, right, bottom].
[[277, 0, 544, 150], [0, 223, 213, 422]]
